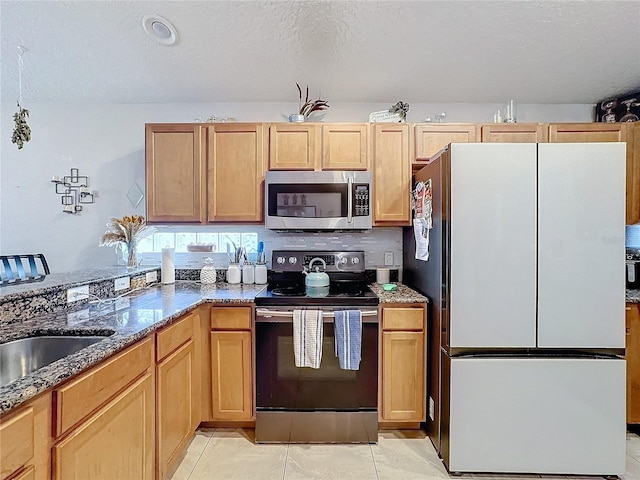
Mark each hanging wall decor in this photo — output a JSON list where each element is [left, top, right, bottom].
[[11, 46, 31, 150]]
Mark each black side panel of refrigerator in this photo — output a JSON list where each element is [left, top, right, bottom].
[[402, 157, 446, 454]]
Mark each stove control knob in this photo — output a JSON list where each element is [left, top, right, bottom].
[[289, 256, 297, 265], [351, 257, 360, 265], [276, 256, 286, 264], [340, 257, 347, 264]]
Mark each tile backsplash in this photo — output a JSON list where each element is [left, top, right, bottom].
[[140, 226, 404, 271]]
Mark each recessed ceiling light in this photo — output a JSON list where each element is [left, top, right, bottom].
[[142, 15, 178, 46]]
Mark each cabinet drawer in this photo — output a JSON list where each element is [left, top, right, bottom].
[[0, 406, 34, 479], [53, 337, 153, 438], [382, 307, 425, 331], [157, 313, 194, 362], [210, 306, 252, 330]]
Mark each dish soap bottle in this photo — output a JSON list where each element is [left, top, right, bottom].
[[200, 257, 217, 284]]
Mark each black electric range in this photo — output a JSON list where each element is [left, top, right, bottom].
[[254, 250, 379, 307]]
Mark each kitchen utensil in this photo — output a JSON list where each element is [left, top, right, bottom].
[[303, 257, 329, 288]]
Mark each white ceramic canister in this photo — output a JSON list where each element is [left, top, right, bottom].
[[227, 263, 241, 284], [200, 257, 217, 284], [254, 262, 268, 284], [242, 262, 255, 284]]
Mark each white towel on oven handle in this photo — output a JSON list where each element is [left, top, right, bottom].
[[293, 309, 323, 368]]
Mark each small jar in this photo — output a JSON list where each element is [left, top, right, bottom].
[[200, 257, 217, 284], [242, 262, 255, 284], [255, 262, 268, 284], [227, 263, 241, 284]]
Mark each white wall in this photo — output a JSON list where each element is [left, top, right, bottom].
[[0, 101, 594, 273]]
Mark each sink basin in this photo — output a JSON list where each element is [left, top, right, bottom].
[[0, 335, 110, 387]]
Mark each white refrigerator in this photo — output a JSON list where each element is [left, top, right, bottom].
[[403, 142, 626, 475]]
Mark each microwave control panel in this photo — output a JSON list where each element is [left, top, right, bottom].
[[353, 184, 370, 217]]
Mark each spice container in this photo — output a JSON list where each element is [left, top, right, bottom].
[[242, 262, 255, 284], [227, 263, 241, 284], [200, 257, 217, 284], [255, 262, 267, 284]]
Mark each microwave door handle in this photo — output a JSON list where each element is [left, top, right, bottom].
[[347, 177, 353, 223]]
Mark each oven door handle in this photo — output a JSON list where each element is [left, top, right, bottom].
[[347, 177, 353, 224], [255, 308, 379, 322]]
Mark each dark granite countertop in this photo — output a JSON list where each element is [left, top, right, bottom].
[[369, 283, 428, 303], [0, 280, 427, 415], [628, 289, 640, 304], [0, 281, 265, 414], [0, 265, 157, 302]]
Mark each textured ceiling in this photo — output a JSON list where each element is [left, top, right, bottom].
[[1, 0, 639, 105]]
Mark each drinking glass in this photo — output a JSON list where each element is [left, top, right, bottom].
[[620, 99, 639, 122], [600, 99, 618, 123]]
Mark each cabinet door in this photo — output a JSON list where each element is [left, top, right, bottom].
[[145, 124, 205, 223], [372, 123, 411, 225], [52, 373, 154, 480], [269, 123, 321, 170], [157, 340, 196, 480], [548, 123, 627, 143], [414, 124, 478, 160], [321, 124, 369, 170], [210, 331, 252, 420], [629, 122, 640, 224], [627, 304, 640, 424], [381, 331, 425, 422], [481, 123, 547, 143], [207, 124, 266, 222]]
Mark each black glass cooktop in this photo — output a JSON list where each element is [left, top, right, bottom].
[[255, 281, 379, 306]]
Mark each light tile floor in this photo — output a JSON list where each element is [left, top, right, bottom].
[[170, 429, 640, 480]]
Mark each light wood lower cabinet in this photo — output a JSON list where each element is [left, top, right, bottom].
[[52, 373, 155, 480], [156, 311, 200, 480], [51, 338, 155, 480], [627, 303, 640, 424], [0, 393, 50, 480], [210, 306, 253, 421], [379, 305, 426, 423]]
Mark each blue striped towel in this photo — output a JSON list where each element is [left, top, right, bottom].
[[334, 310, 362, 370], [293, 309, 323, 368]]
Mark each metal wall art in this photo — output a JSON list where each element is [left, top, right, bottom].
[[51, 168, 95, 214]]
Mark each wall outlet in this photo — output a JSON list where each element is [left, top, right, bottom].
[[114, 276, 130, 292], [145, 271, 158, 283], [384, 251, 393, 266], [67, 285, 89, 303], [429, 396, 435, 421]]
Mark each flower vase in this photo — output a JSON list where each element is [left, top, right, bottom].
[[288, 114, 305, 122], [117, 242, 139, 268]]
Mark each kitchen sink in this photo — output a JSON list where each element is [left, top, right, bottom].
[[0, 335, 111, 387]]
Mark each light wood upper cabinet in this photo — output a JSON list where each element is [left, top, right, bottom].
[[52, 373, 155, 480], [321, 124, 369, 170], [145, 124, 205, 223], [379, 305, 426, 423], [269, 123, 321, 170], [548, 122, 627, 143], [372, 123, 411, 225], [629, 122, 640, 224], [414, 123, 479, 160], [481, 123, 547, 143], [207, 124, 266, 222]]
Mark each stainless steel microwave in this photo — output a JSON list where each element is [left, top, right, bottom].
[[265, 171, 372, 230]]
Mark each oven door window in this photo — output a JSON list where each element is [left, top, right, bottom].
[[267, 183, 348, 218], [256, 322, 377, 410]]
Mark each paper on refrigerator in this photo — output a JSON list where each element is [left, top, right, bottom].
[[412, 179, 432, 261]]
